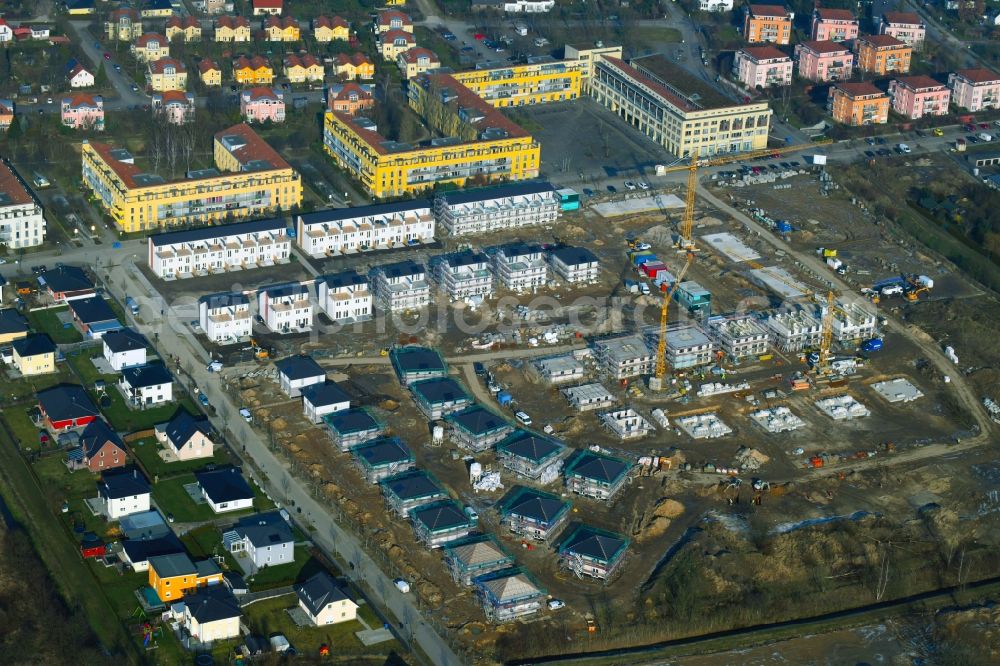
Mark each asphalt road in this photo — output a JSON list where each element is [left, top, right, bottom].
[[65, 21, 149, 110]]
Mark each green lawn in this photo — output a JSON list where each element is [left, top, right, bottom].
[[3, 406, 44, 451], [246, 547, 317, 590], [65, 346, 117, 387], [27, 306, 83, 343], [242, 594, 394, 657], [92, 387, 199, 434], [151, 471, 270, 523], [129, 436, 231, 481]]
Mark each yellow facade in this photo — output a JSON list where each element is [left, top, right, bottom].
[[166, 25, 202, 42], [105, 16, 143, 41], [285, 63, 324, 83], [141, 7, 173, 18], [81, 126, 302, 232], [148, 62, 188, 92], [215, 25, 251, 42], [14, 350, 55, 376], [0, 330, 27, 346], [451, 61, 582, 107], [68, 5, 95, 15], [265, 25, 299, 42], [336, 59, 374, 81], [235, 65, 274, 85], [322, 110, 539, 199], [315, 25, 349, 42], [200, 66, 222, 87], [133, 41, 170, 64]]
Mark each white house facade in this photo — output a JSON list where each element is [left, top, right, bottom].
[[433, 182, 559, 236], [258, 283, 313, 333], [316, 272, 373, 323], [198, 292, 253, 343], [294, 200, 435, 259], [148, 218, 291, 279]]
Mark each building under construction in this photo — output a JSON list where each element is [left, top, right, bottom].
[[664, 324, 715, 369], [474, 567, 546, 623], [707, 314, 771, 359], [495, 431, 569, 481], [563, 450, 632, 501], [557, 524, 629, 581], [760, 307, 823, 351], [827, 300, 878, 342], [443, 535, 516, 586], [591, 334, 655, 379], [497, 486, 571, 542]]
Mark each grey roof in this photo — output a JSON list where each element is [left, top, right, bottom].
[[497, 242, 543, 258], [121, 533, 184, 564], [196, 466, 254, 504], [565, 451, 630, 484], [185, 586, 242, 624], [559, 525, 629, 564], [38, 384, 98, 423], [317, 271, 368, 291], [295, 571, 351, 617], [68, 297, 119, 325], [380, 470, 444, 502], [199, 292, 249, 309], [122, 363, 172, 389], [353, 437, 412, 467], [12, 334, 56, 358], [164, 410, 211, 451], [298, 199, 431, 226], [500, 487, 569, 524], [435, 180, 554, 206], [261, 282, 310, 300], [412, 500, 471, 532], [497, 431, 565, 463], [150, 217, 285, 248], [149, 552, 196, 578], [231, 511, 293, 548], [275, 355, 325, 381], [102, 327, 147, 353], [223, 571, 248, 593], [550, 246, 599, 266], [98, 469, 149, 500], [79, 419, 124, 459], [390, 346, 445, 375], [39, 265, 94, 294], [447, 405, 509, 436], [411, 377, 470, 406], [324, 407, 380, 435], [0, 309, 28, 335], [442, 250, 489, 268], [301, 381, 350, 408]]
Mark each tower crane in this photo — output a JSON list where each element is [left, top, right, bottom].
[[652, 251, 695, 389], [678, 152, 699, 251]]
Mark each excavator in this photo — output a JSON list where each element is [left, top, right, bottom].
[[243, 338, 271, 360]]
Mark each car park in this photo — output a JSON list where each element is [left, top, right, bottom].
[[875, 137, 886, 145], [864, 150, 876, 158]]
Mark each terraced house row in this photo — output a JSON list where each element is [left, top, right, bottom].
[[82, 123, 302, 232]]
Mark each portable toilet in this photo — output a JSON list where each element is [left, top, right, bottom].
[[497, 391, 513, 407]]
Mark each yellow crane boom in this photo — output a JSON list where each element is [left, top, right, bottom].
[[656, 251, 695, 380]]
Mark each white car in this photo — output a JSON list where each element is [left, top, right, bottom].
[[394, 579, 411, 593], [632, 242, 651, 251], [547, 599, 565, 610], [515, 410, 532, 426], [464, 506, 479, 521], [624, 181, 637, 190], [638, 181, 650, 190], [239, 408, 253, 423]]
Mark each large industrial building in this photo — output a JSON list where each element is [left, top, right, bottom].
[[82, 123, 302, 232]]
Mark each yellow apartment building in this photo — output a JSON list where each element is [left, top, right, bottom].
[[199, 59, 222, 86], [81, 123, 302, 232], [147, 58, 188, 92], [450, 58, 583, 107]]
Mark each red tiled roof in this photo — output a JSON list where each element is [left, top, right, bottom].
[[399, 47, 439, 64], [148, 57, 186, 74], [0, 160, 34, 205], [217, 16, 250, 29], [234, 55, 271, 70], [314, 15, 348, 29], [110, 8, 140, 20], [381, 29, 414, 45], [748, 4, 790, 18], [602, 56, 697, 113], [797, 39, 851, 55], [158, 90, 190, 103], [214, 123, 289, 169], [859, 33, 907, 48], [199, 58, 220, 73], [253, 0, 283, 8], [63, 93, 101, 108], [68, 63, 91, 78], [329, 82, 371, 101], [422, 72, 527, 138], [166, 16, 199, 29], [815, 8, 855, 21], [284, 54, 321, 68], [264, 16, 297, 29], [894, 75, 943, 90], [882, 11, 921, 25], [740, 45, 789, 61], [336, 52, 372, 66], [378, 10, 411, 26], [833, 81, 885, 98], [244, 87, 281, 101], [135, 32, 167, 48], [953, 68, 1000, 84]]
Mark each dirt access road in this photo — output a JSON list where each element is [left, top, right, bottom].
[[698, 186, 995, 460]]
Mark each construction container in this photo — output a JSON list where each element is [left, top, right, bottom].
[[809, 456, 824, 468], [631, 252, 657, 267], [776, 221, 793, 233], [641, 261, 667, 278]]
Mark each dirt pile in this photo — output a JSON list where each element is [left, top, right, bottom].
[[634, 498, 685, 541]]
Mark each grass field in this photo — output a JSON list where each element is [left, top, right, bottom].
[[2, 405, 44, 451], [92, 387, 199, 434], [27, 306, 83, 343], [128, 436, 231, 480], [246, 547, 317, 590], [242, 594, 389, 656], [65, 346, 118, 387], [151, 471, 274, 523]]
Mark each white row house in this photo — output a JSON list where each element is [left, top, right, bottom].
[[147, 217, 291, 279], [490, 243, 548, 293], [433, 182, 560, 236], [258, 283, 313, 333], [198, 292, 253, 343], [316, 271, 373, 324], [434, 251, 494, 302], [294, 200, 435, 259], [371, 260, 430, 313]]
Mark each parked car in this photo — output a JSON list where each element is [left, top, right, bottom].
[[624, 181, 636, 190], [394, 579, 411, 593], [198, 393, 209, 407], [633, 242, 651, 251], [514, 410, 532, 426], [239, 408, 253, 422], [606, 185, 617, 193], [933, 127, 944, 136], [464, 506, 479, 521], [473, 362, 486, 376], [547, 599, 566, 610], [637, 181, 650, 190], [104, 52, 111, 60]]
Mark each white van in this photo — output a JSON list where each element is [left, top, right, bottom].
[[897, 143, 910, 153], [978, 132, 993, 142]]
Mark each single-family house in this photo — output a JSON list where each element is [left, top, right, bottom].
[[120, 363, 173, 407], [380, 469, 447, 516], [326, 82, 375, 114], [196, 467, 255, 513], [495, 430, 568, 480], [252, 0, 283, 15], [240, 87, 285, 123], [351, 437, 414, 483], [376, 10, 413, 34], [313, 15, 349, 43], [133, 32, 170, 63], [379, 29, 415, 60], [37, 384, 98, 431], [148, 552, 223, 602], [222, 511, 294, 574], [397, 47, 440, 79], [40, 265, 95, 302], [61, 94, 104, 131], [410, 377, 473, 420], [102, 328, 148, 371], [295, 572, 358, 626], [263, 15, 299, 41], [324, 408, 383, 451], [198, 58, 222, 86], [411, 500, 477, 548], [284, 54, 324, 83], [275, 355, 326, 397], [446, 405, 513, 452], [233, 55, 273, 85], [12, 334, 56, 376], [152, 90, 195, 124], [474, 568, 546, 623], [0, 19, 10, 42], [557, 524, 629, 580], [97, 468, 151, 520], [172, 586, 242, 642], [334, 53, 375, 80], [106, 8, 143, 41], [390, 346, 446, 386], [0, 308, 29, 345], [301, 381, 350, 424], [498, 486, 570, 542], [147, 57, 188, 92], [120, 532, 185, 572], [165, 16, 201, 42], [70, 419, 128, 472], [158, 410, 214, 461], [563, 450, 632, 501], [67, 61, 95, 89]]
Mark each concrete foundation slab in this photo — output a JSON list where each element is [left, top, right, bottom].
[[592, 194, 685, 218], [749, 406, 806, 433], [701, 232, 760, 262], [815, 394, 870, 420], [872, 378, 923, 403], [749, 266, 808, 299], [676, 413, 732, 439]]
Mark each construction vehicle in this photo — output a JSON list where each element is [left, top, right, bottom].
[[651, 251, 695, 390], [244, 339, 270, 360], [903, 274, 933, 302]]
